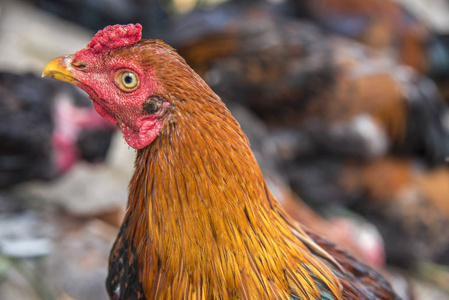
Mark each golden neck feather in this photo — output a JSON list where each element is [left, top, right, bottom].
[[124, 73, 341, 299]]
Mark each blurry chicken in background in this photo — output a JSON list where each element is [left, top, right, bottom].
[[300, 0, 429, 70], [0, 72, 120, 300], [164, 0, 449, 270], [0, 72, 116, 189], [300, 0, 449, 104]]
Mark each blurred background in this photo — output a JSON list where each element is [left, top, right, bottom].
[[1, 0, 449, 299]]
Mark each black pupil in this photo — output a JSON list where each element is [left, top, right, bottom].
[[124, 73, 133, 85]]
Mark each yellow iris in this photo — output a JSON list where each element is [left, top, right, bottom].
[[116, 71, 138, 91]]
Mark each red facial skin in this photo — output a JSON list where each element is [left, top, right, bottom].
[[66, 25, 167, 149]]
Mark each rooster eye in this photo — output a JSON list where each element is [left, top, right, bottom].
[[115, 71, 138, 91]]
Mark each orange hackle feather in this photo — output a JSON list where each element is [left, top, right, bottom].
[[121, 40, 341, 299]]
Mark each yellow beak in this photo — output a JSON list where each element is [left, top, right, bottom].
[[42, 55, 78, 84]]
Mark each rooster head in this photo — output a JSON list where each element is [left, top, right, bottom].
[[42, 24, 177, 149]]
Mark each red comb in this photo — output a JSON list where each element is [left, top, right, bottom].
[[87, 24, 142, 53]]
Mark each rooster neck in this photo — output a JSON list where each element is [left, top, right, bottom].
[[129, 95, 279, 266], [123, 86, 340, 298]]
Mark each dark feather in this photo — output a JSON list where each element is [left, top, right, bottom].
[[107, 218, 146, 300]]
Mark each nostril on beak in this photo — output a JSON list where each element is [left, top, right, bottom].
[[72, 60, 86, 69]]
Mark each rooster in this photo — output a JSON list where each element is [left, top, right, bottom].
[[42, 24, 399, 299]]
